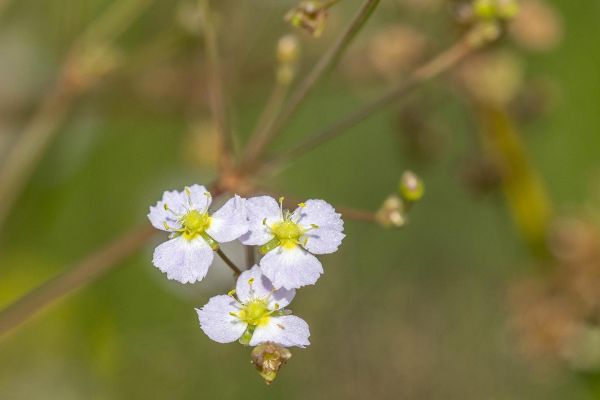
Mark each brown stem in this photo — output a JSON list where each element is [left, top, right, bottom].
[[245, 246, 256, 269], [260, 36, 474, 172], [0, 85, 74, 232], [0, 182, 225, 338], [338, 206, 376, 222], [0, 224, 155, 338], [322, 0, 342, 9], [0, 0, 152, 234], [216, 248, 242, 277], [242, 80, 291, 164], [200, 0, 234, 169], [242, 0, 381, 165]]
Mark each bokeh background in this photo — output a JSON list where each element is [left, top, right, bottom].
[[1, 0, 600, 398]]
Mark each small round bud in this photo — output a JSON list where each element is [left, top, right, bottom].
[[398, 170, 425, 203], [497, 0, 520, 19], [467, 20, 502, 47], [375, 195, 406, 228], [251, 342, 292, 385], [473, 0, 519, 21], [277, 34, 300, 64], [473, 0, 496, 19], [285, 1, 328, 38]]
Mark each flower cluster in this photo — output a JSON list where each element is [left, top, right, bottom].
[[148, 185, 345, 381]]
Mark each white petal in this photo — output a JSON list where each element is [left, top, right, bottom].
[[304, 228, 345, 254], [260, 246, 323, 290], [147, 190, 185, 231], [295, 199, 345, 254], [196, 295, 247, 343], [240, 196, 281, 246], [152, 236, 214, 284], [206, 195, 248, 243], [236, 266, 296, 309], [186, 184, 212, 211], [249, 315, 310, 348]]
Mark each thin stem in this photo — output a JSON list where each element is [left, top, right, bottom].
[[337, 206, 376, 222], [216, 248, 242, 277], [0, 0, 152, 234], [242, 0, 381, 165], [245, 246, 256, 269], [261, 36, 474, 171], [0, 85, 73, 231], [242, 80, 291, 164], [199, 0, 234, 168], [322, 0, 343, 9], [0, 182, 224, 337], [0, 225, 155, 338]]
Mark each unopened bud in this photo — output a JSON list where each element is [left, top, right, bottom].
[[285, 1, 329, 38], [277, 35, 300, 64], [496, 0, 520, 19], [375, 195, 406, 228], [251, 342, 292, 385], [398, 170, 425, 203], [473, 0, 496, 19], [276, 35, 301, 84], [467, 21, 502, 47], [473, 0, 519, 21]]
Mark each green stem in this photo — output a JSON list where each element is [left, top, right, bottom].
[[260, 36, 474, 172], [199, 0, 235, 168], [0, 224, 156, 338], [242, 0, 381, 166], [216, 248, 242, 277], [475, 104, 553, 257]]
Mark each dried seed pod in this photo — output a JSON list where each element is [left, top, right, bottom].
[[251, 342, 292, 385]]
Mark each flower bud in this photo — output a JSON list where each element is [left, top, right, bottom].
[[277, 35, 300, 64], [398, 170, 425, 203], [473, 0, 496, 19], [466, 20, 502, 47], [375, 195, 406, 228], [285, 1, 329, 38], [473, 0, 519, 21], [496, 0, 520, 19], [276, 35, 301, 84], [251, 342, 292, 385]]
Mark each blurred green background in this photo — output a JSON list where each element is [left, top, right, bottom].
[[1, 0, 600, 398]]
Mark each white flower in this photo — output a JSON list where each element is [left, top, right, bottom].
[[241, 196, 345, 290], [196, 266, 310, 347], [148, 185, 248, 284]]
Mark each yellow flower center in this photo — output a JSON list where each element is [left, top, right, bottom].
[[271, 220, 304, 249], [181, 210, 211, 240], [238, 299, 271, 326]]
